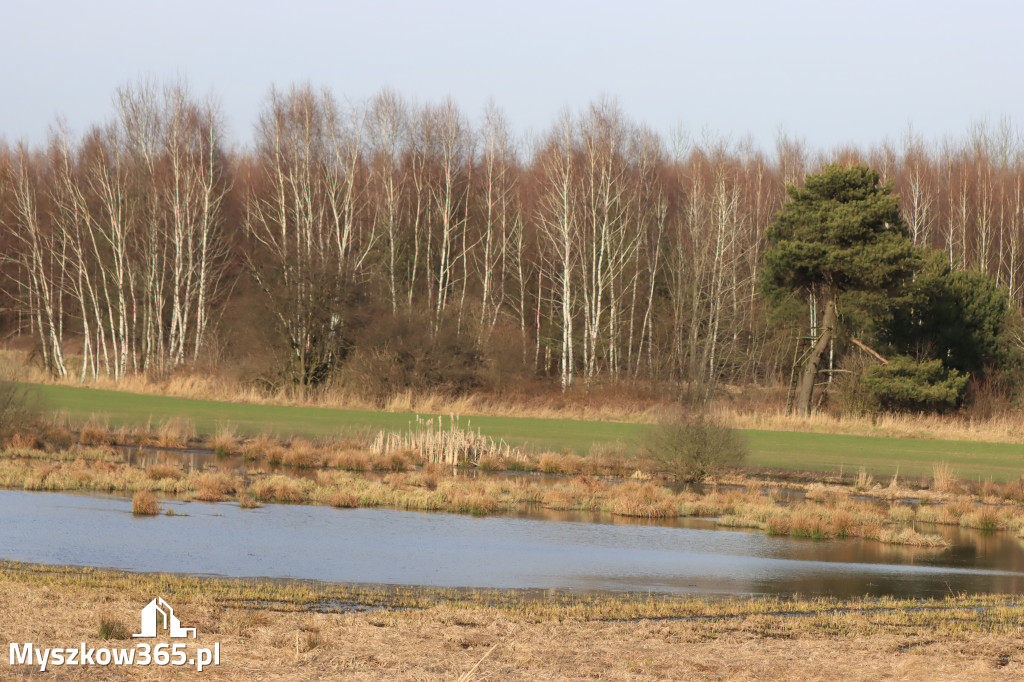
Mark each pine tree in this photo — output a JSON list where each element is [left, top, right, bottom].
[[762, 164, 918, 415]]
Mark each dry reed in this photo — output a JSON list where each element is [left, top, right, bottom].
[[156, 416, 197, 448], [131, 490, 160, 515], [79, 418, 113, 446], [280, 438, 323, 468], [371, 416, 524, 466], [212, 423, 240, 457], [146, 463, 182, 481], [192, 471, 239, 501], [3, 443, 1020, 548], [932, 461, 957, 493]]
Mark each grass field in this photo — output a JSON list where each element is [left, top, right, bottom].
[[27, 382, 1024, 482], [2, 560, 1023, 680]]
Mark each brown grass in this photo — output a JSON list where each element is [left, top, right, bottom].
[[238, 492, 262, 509], [280, 438, 323, 468], [145, 463, 182, 481], [8, 432, 42, 449], [855, 466, 873, 491], [326, 448, 372, 471], [608, 482, 677, 518], [212, 423, 240, 457], [539, 451, 583, 475], [2, 561, 1024, 681], [6, 445, 1024, 548], [131, 490, 160, 515], [241, 433, 277, 461], [250, 475, 312, 503], [713, 402, 1024, 444], [192, 471, 239, 501], [111, 421, 154, 446], [156, 416, 197, 448], [79, 418, 113, 446], [932, 461, 958, 493]]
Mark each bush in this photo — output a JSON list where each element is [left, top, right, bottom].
[[645, 414, 747, 482], [859, 356, 968, 413], [0, 380, 40, 444], [341, 308, 485, 406]]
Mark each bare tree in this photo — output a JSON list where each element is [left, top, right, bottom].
[[534, 111, 580, 390], [245, 84, 363, 391]]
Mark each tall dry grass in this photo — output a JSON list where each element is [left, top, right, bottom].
[[131, 490, 160, 515], [712, 403, 1024, 444], [192, 471, 240, 501], [79, 418, 113, 446], [212, 423, 240, 457], [156, 416, 196, 448], [932, 461, 957, 493], [371, 416, 524, 466]]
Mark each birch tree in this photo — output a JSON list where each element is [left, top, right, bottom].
[[245, 84, 364, 391]]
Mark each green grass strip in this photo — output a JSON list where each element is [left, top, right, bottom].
[[27, 383, 1024, 481]]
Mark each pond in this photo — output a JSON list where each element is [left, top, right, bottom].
[[3, 489, 1024, 598]]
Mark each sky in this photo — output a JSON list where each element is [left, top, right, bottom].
[[2, 0, 1022, 152]]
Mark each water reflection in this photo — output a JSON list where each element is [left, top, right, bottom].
[[2, 489, 1023, 599], [118, 446, 581, 486], [120, 446, 321, 481]]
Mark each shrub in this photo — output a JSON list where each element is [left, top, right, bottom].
[[340, 308, 486, 406], [0, 381, 40, 444], [644, 414, 747, 482], [859, 356, 968, 413]]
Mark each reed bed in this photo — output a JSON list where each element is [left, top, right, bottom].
[[371, 416, 525, 466], [155, 416, 197, 448], [6, 442, 1024, 547]]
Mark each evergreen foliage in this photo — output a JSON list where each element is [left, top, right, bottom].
[[761, 164, 919, 415], [762, 164, 919, 300], [859, 356, 968, 413], [882, 253, 1018, 377]]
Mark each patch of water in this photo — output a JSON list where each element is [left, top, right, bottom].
[[2, 489, 1024, 599]]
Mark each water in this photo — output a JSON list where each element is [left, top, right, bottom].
[[3, 489, 1024, 598]]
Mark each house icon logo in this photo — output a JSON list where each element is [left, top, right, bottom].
[[132, 597, 197, 639]]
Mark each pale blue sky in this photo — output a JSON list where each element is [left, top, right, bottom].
[[2, 0, 1020, 151]]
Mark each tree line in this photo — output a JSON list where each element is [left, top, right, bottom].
[[2, 80, 1023, 407]]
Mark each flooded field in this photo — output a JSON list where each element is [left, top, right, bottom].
[[3, 489, 1023, 598]]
